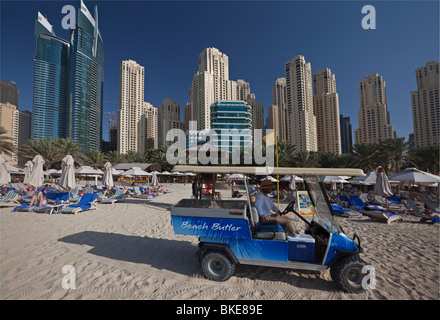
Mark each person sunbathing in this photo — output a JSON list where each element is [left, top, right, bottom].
[[17, 185, 35, 201], [29, 188, 51, 207]]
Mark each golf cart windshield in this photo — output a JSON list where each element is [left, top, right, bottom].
[[305, 175, 342, 234]]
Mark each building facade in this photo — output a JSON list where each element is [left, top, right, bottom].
[[0, 81, 19, 106], [340, 114, 353, 154], [0, 102, 19, 164], [32, 12, 70, 140], [285, 55, 317, 151], [31, 1, 104, 152], [158, 98, 183, 148], [117, 59, 145, 154], [354, 73, 395, 144], [268, 105, 280, 141], [313, 68, 341, 155], [143, 102, 158, 150], [69, 0, 104, 151], [411, 61, 439, 147], [210, 100, 252, 152], [272, 77, 288, 142]]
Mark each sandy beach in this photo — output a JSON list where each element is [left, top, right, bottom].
[[1, 183, 439, 300]]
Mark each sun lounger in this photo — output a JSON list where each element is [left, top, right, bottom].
[[331, 203, 362, 218], [0, 191, 19, 207], [366, 211, 403, 224], [374, 195, 406, 211], [60, 193, 99, 214], [33, 204, 65, 214], [421, 197, 440, 211], [100, 189, 126, 204], [132, 187, 154, 199], [402, 199, 424, 215]]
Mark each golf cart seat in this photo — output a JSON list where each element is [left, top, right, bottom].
[[250, 207, 286, 241]]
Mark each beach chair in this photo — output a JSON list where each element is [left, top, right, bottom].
[[331, 203, 362, 218], [366, 211, 403, 224], [100, 189, 126, 204], [60, 193, 99, 214], [374, 195, 406, 211], [68, 187, 81, 203], [0, 191, 19, 207], [337, 195, 351, 208], [33, 204, 65, 214], [402, 199, 424, 215], [83, 186, 94, 194], [132, 187, 154, 199], [421, 197, 440, 211]]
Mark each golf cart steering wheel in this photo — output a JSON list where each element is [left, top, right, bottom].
[[282, 200, 296, 215]]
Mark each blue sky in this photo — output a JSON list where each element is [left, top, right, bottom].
[[1, 0, 439, 142]]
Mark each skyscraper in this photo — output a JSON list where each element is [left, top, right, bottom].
[[313, 68, 341, 155], [31, 1, 104, 152], [117, 60, 145, 154], [0, 81, 19, 106], [158, 98, 184, 148], [340, 115, 353, 154], [354, 73, 395, 144], [285, 55, 317, 151], [143, 102, 158, 150], [190, 47, 235, 131], [272, 78, 288, 142], [0, 102, 19, 164], [32, 12, 70, 140], [411, 61, 439, 147], [69, 0, 104, 151]]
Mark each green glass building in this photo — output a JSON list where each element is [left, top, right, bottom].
[[210, 100, 253, 151]]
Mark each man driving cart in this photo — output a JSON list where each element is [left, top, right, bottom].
[[254, 180, 299, 235]]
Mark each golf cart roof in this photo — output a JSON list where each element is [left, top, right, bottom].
[[172, 165, 365, 177]]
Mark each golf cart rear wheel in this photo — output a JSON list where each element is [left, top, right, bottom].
[[330, 255, 368, 293], [201, 251, 235, 282]]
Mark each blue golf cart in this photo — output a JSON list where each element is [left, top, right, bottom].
[[170, 166, 371, 293]]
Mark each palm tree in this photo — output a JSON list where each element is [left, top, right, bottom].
[[407, 145, 440, 174], [85, 150, 105, 169], [352, 142, 378, 172], [378, 137, 410, 173], [276, 140, 296, 167], [18, 138, 62, 169], [105, 150, 125, 164], [54, 137, 87, 166], [291, 151, 319, 167], [0, 126, 15, 157], [147, 145, 173, 171]]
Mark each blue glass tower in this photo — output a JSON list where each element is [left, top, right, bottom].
[[210, 100, 253, 152], [31, 1, 104, 152], [69, 1, 104, 151], [32, 12, 70, 139]]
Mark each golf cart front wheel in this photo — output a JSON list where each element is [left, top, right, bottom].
[[201, 251, 235, 282], [330, 255, 369, 293]]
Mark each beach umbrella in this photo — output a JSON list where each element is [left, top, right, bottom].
[[23, 160, 34, 185], [121, 167, 150, 177], [102, 162, 114, 188], [151, 171, 159, 187], [27, 154, 45, 187], [260, 176, 277, 182], [0, 155, 11, 186], [373, 166, 392, 197], [226, 173, 246, 180], [388, 167, 440, 184], [59, 155, 76, 202], [161, 171, 171, 175], [75, 166, 103, 185]]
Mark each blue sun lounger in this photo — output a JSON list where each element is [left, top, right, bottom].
[[60, 193, 99, 214]]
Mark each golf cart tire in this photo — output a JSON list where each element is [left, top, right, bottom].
[[201, 251, 236, 282], [330, 255, 368, 293]]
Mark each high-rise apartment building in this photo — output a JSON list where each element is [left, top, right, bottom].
[[143, 102, 158, 150], [268, 105, 280, 141], [272, 78, 288, 142], [285, 55, 317, 151], [246, 94, 264, 134], [190, 48, 236, 131], [0, 102, 19, 164], [117, 60, 145, 154], [354, 73, 395, 144], [313, 68, 341, 155], [158, 98, 184, 148], [0, 81, 19, 106], [32, 1, 104, 152], [236, 79, 251, 101], [411, 61, 439, 147]]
